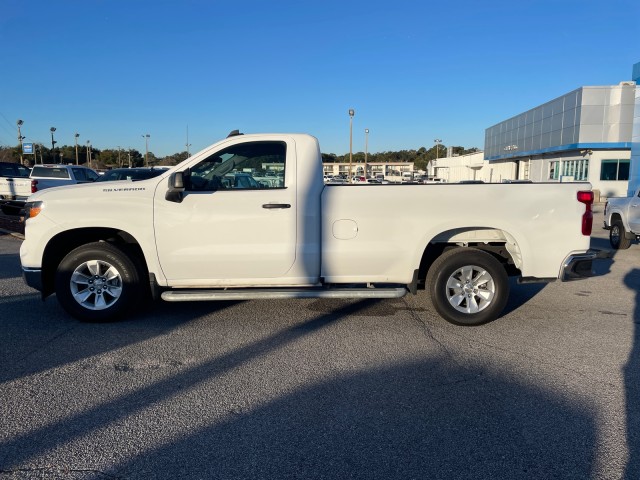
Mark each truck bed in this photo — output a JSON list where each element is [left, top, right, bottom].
[[321, 182, 592, 283]]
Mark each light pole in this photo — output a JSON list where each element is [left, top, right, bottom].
[[17, 120, 25, 165], [348, 109, 354, 183], [86, 140, 91, 166], [142, 134, 150, 166], [364, 128, 369, 179], [433, 138, 442, 178], [186, 125, 191, 157], [50, 127, 57, 163], [74, 133, 80, 165]]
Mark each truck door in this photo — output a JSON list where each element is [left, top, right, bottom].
[[629, 189, 640, 233], [153, 139, 296, 283]]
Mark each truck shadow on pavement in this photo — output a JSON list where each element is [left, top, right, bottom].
[[623, 268, 640, 480], [0, 298, 601, 479], [0, 294, 241, 384], [110, 358, 598, 480]]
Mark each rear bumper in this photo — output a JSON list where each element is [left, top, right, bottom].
[[560, 249, 611, 281]]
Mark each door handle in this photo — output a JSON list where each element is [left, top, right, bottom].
[[262, 203, 291, 209]]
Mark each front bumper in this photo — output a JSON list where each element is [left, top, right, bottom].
[[22, 267, 43, 292], [560, 249, 611, 281]]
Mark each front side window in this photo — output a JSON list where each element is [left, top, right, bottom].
[[72, 168, 88, 181], [186, 141, 286, 191]]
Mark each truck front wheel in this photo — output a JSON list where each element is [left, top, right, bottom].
[[610, 220, 632, 250], [427, 248, 509, 326], [55, 242, 142, 322]]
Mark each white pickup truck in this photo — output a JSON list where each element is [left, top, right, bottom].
[[0, 161, 36, 201], [603, 187, 640, 249], [0, 162, 37, 215], [1, 163, 100, 215], [20, 132, 601, 326]]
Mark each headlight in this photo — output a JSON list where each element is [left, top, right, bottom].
[[24, 201, 44, 219]]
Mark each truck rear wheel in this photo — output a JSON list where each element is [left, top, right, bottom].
[[610, 220, 632, 250], [426, 248, 509, 326], [55, 242, 142, 322]]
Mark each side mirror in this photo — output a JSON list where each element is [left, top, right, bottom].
[[166, 171, 185, 203]]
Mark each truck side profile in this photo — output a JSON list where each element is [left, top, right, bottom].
[[603, 187, 640, 249], [20, 133, 600, 326]]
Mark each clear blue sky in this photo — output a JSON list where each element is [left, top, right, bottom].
[[0, 0, 638, 157]]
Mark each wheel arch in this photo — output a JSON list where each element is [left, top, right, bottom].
[[609, 212, 623, 226], [416, 227, 521, 288], [41, 227, 148, 298]]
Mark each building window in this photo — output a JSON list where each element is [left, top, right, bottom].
[[549, 159, 589, 181], [600, 159, 630, 181], [562, 159, 589, 181]]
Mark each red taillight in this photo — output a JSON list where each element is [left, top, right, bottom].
[[31, 180, 38, 194], [577, 190, 594, 236], [577, 191, 593, 204]]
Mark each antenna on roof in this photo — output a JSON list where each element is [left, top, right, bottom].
[[227, 129, 243, 138]]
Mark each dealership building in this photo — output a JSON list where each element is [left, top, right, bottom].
[[325, 61, 640, 198], [431, 61, 640, 200]]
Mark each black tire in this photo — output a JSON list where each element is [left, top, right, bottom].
[[426, 248, 509, 326], [55, 242, 142, 322], [609, 220, 632, 250]]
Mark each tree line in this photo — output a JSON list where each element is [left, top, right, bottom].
[[0, 144, 189, 169], [0, 143, 479, 171]]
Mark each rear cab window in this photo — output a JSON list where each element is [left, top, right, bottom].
[[0, 163, 30, 178], [31, 166, 71, 179]]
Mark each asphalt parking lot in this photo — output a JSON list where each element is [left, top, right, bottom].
[[0, 208, 638, 479]]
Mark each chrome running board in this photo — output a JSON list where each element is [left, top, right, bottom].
[[161, 287, 407, 302]]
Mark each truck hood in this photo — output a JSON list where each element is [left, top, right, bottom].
[[27, 177, 165, 203]]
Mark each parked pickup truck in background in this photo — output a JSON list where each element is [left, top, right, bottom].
[[0, 161, 37, 215], [29, 164, 100, 190], [1, 163, 100, 215], [20, 132, 602, 326], [603, 187, 640, 249], [0, 161, 36, 201]]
